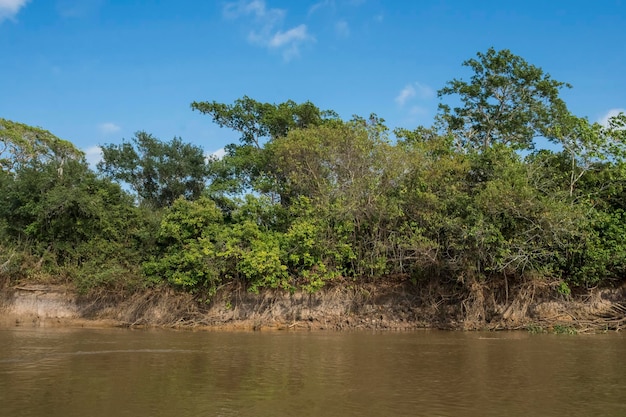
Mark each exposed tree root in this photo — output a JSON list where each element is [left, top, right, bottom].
[[1, 278, 625, 331]]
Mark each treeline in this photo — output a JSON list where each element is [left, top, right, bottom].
[[1, 48, 625, 298]]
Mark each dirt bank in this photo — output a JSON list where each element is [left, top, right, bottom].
[[1, 279, 625, 332]]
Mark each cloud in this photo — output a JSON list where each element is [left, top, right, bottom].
[[83, 145, 103, 169], [98, 122, 121, 135], [335, 19, 350, 37], [208, 148, 227, 161], [598, 108, 626, 128], [56, 0, 104, 18], [224, 0, 284, 23], [395, 85, 416, 107], [308, 0, 333, 15], [269, 24, 309, 47], [395, 82, 435, 107], [395, 82, 436, 127], [309, 0, 366, 14], [408, 105, 429, 117], [266, 24, 314, 60], [396, 105, 434, 129], [224, 0, 314, 61], [0, 0, 29, 23]]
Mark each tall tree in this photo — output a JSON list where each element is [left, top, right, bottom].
[[98, 132, 209, 208], [0, 118, 83, 174], [191, 96, 338, 196], [269, 117, 404, 275], [0, 156, 145, 272], [191, 96, 337, 148], [537, 111, 626, 197], [438, 48, 570, 151]]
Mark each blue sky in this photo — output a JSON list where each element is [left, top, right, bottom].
[[1, 0, 625, 165]]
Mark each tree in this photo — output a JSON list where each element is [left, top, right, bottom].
[[438, 48, 570, 151], [0, 155, 150, 289], [143, 197, 225, 293], [191, 96, 338, 148], [98, 132, 209, 208], [537, 111, 626, 197], [269, 117, 404, 275], [0, 118, 83, 174], [191, 96, 339, 196]]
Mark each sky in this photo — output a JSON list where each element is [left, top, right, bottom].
[[1, 0, 625, 166]]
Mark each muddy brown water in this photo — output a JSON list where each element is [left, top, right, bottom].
[[0, 327, 625, 417]]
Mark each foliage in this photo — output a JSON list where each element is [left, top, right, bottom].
[[545, 113, 626, 196], [191, 96, 338, 148], [0, 118, 83, 174], [281, 197, 354, 291], [98, 131, 209, 208], [552, 324, 578, 335], [143, 197, 225, 293], [0, 152, 147, 290], [438, 47, 570, 151], [4, 49, 626, 302], [568, 209, 626, 286], [220, 219, 290, 293], [526, 324, 546, 334], [192, 96, 339, 197], [269, 116, 405, 276]]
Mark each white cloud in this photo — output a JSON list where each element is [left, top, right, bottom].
[[408, 105, 429, 117], [308, 0, 333, 15], [396, 105, 433, 128], [395, 85, 416, 107], [0, 0, 29, 23], [265, 24, 314, 60], [598, 108, 626, 128], [98, 122, 121, 135], [208, 148, 227, 160], [224, 0, 314, 61], [395, 82, 436, 127], [269, 24, 310, 47], [413, 82, 435, 100], [83, 145, 103, 169], [56, 0, 104, 18], [395, 82, 435, 107], [224, 0, 284, 24], [223, 0, 262, 16], [335, 19, 349, 37], [308, 0, 366, 14]]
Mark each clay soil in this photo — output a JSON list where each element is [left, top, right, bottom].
[[1, 278, 625, 332]]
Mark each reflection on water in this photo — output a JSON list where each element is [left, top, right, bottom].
[[0, 327, 625, 417]]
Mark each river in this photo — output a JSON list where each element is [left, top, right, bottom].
[[0, 327, 624, 417]]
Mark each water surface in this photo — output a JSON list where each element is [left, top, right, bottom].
[[0, 327, 624, 417]]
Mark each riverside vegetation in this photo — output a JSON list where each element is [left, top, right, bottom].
[[2, 49, 626, 330]]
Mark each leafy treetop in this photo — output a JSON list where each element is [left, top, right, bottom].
[[0, 118, 83, 174], [98, 131, 209, 209], [438, 47, 571, 152], [191, 96, 339, 148]]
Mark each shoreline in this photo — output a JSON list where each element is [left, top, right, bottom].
[[2, 280, 625, 332]]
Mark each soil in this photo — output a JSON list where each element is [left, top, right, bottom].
[[1, 278, 625, 332]]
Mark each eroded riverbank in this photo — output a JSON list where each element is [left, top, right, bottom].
[[2, 279, 625, 332]]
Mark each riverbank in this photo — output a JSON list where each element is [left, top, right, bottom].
[[1, 278, 625, 332]]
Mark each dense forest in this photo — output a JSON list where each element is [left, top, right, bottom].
[[2, 48, 625, 303]]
